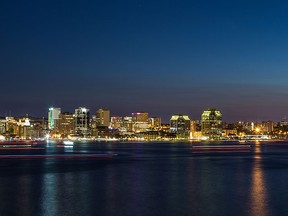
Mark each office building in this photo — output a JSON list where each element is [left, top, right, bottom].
[[56, 112, 75, 137], [110, 116, 123, 129], [75, 107, 90, 136], [48, 107, 61, 129], [170, 114, 190, 133], [132, 112, 149, 132], [123, 116, 133, 132], [96, 108, 110, 127], [201, 109, 222, 138]]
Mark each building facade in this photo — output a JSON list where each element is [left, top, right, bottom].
[[74, 107, 90, 136], [110, 116, 123, 129], [48, 107, 61, 129], [170, 114, 190, 133], [132, 112, 149, 132], [56, 112, 75, 137], [96, 108, 110, 127], [148, 117, 161, 129], [201, 109, 222, 138]]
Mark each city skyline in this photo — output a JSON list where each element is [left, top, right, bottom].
[[0, 105, 287, 124], [1, 0, 288, 121]]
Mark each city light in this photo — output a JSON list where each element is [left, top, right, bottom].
[[0, 106, 285, 141]]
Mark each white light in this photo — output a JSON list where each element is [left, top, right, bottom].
[[63, 141, 74, 145]]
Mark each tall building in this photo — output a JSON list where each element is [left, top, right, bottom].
[[75, 107, 90, 136], [170, 114, 190, 133], [132, 112, 149, 132], [96, 108, 110, 127], [90, 115, 98, 136], [56, 112, 75, 137], [123, 116, 133, 132], [48, 107, 61, 129], [201, 109, 222, 138]]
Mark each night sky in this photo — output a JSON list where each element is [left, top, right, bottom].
[[1, 0, 288, 122]]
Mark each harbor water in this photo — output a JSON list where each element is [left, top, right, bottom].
[[0, 141, 288, 216]]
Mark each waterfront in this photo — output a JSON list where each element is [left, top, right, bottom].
[[0, 141, 288, 216]]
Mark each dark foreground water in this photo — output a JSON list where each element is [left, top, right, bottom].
[[0, 141, 288, 216]]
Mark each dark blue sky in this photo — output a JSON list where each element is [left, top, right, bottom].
[[1, 0, 288, 122]]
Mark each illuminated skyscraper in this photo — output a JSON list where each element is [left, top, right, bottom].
[[48, 107, 61, 129], [123, 116, 133, 132], [201, 109, 222, 138], [148, 117, 161, 129], [56, 112, 75, 137], [96, 108, 110, 127], [75, 107, 90, 136], [170, 114, 190, 133]]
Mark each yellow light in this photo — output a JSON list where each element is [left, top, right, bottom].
[[255, 128, 260, 133]]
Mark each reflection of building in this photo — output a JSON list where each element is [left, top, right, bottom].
[[132, 112, 149, 132], [75, 107, 90, 136], [48, 107, 61, 129], [201, 109, 222, 137], [170, 114, 190, 133], [96, 108, 110, 127]]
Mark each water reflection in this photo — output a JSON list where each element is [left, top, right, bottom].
[[41, 172, 57, 216], [250, 146, 269, 216], [1, 142, 286, 216]]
